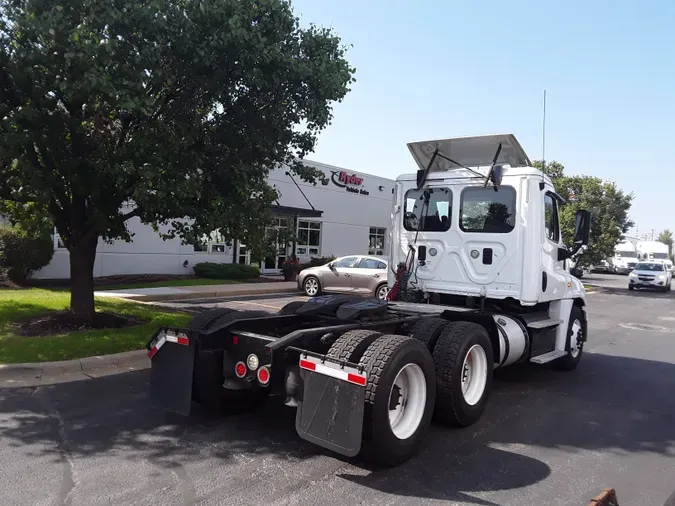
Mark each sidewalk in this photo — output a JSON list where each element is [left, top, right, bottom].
[[94, 280, 300, 302], [0, 350, 149, 388]]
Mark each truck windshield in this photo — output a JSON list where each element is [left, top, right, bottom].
[[404, 188, 451, 232], [652, 253, 668, 259], [615, 252, 636, 258], [460, 186, 516, 233]]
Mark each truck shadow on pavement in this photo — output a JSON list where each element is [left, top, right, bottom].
[[0, 351, 674, 504]]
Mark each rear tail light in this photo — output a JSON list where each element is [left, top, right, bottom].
[[257, 366, 271, 385], [234, 361, 247, 378]]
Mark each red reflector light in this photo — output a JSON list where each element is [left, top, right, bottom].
[[235, 361, 247, 378], [257, 366, 270, 385], [177, 336, 189, 346], [347, 373, 367, 386], [147, 346, 158, 359], [299, 359, 316, 371], [232, 335, 239, 345]]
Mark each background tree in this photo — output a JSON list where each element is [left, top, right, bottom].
[[534, 161, 634, 266], [658, 229, 673, 254], [0, 0, 355, 319]]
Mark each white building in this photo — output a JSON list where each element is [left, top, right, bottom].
[[34, 160, 395, 279]]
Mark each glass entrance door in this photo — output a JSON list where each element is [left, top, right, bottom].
[[261, 217, 291, 274]]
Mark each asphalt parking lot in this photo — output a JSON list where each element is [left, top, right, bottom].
[[2, 289, 675, 506]]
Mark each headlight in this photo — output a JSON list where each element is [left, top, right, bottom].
[[658, 274, 666, 281], [629, 272, 637, 278]]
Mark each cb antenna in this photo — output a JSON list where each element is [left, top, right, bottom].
[[540, 89, 546, 190]]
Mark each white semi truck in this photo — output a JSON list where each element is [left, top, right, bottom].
[[612, 240, 639, 274], [147, 134, 591, 467], [637, 240, 673, 273]]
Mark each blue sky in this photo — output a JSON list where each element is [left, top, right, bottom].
[[291, 0, 675, 238]]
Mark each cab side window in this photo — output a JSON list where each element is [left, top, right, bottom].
[[544, 193, 560, 243]]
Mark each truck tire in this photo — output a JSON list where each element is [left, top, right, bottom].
[[555, 306, 584, 371], [192, 310, 268, 414], [278, 301, 306, 315], [410, 317, 450, 352], [432, 321, 494, 428], [327, 329, 382, 362], [359, 334, 436, 467]]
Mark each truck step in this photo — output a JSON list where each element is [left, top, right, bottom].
[[530, 350, 567, 364], [527, 318, 563, 329]]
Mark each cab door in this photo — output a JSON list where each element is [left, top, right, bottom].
[[539, 191, 569, 302]]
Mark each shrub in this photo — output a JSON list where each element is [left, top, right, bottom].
[[0, 227, 54, 284], [193, 262, 260, 280], [300, 256, 336, 271]]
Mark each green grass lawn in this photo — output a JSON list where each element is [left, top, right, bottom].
[[0, 289, 191, 364]]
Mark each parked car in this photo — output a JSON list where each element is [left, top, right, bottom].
[[570, 265, 585, 279], [590, 260, 611, 273], [628, 262, 673, 292], [297, 255, 389, 299]]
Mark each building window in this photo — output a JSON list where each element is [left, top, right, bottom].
[[460, 186, 516, 234], [404, 188, 452, 232], [192, 230, 231, 253], [369, 227, 386, 256], [208, 230, 228, 253], [238, 245, 251, 265], [297, 220, 321, 256]]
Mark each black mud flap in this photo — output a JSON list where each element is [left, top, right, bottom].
[[295, 358, 365, 457], [148, 330, 197, 416]]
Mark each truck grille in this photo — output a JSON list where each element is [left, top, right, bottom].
[[638, 276, 654, 281]]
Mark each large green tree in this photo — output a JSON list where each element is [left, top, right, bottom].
[[534, 161, 634, 266], [658, 229, 673, 257], [0, 0, 354, 318]]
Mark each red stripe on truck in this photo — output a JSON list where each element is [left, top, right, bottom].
[[299, 359, 316, 371]]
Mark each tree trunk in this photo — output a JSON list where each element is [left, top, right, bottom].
[[69, 233, 99, 320]]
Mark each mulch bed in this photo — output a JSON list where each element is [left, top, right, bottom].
[[13, 310, 148, 337], [24, 273, 286, 288]]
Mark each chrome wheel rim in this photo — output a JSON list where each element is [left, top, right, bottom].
[[461, 345, 488, 406], [304, 278, 319, 296], [388, 363, 427, 440]]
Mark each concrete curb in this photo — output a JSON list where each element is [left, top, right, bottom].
[[100, 286, 300, 302], [0, 350, 149, 388]]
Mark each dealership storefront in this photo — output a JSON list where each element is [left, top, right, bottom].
[[34, 160, 395, 279]]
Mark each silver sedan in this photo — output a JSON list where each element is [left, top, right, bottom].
[[297, 255, 389, 299]]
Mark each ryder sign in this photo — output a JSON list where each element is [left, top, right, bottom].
[[330, 171, 370, 195]]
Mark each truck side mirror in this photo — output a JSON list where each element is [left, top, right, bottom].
[[573, 209, 591, 246], [558, 210, 592, 261]]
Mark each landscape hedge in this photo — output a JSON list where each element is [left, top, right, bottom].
[[0, 227, 54, 284], [193, 262, 260, 280]]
